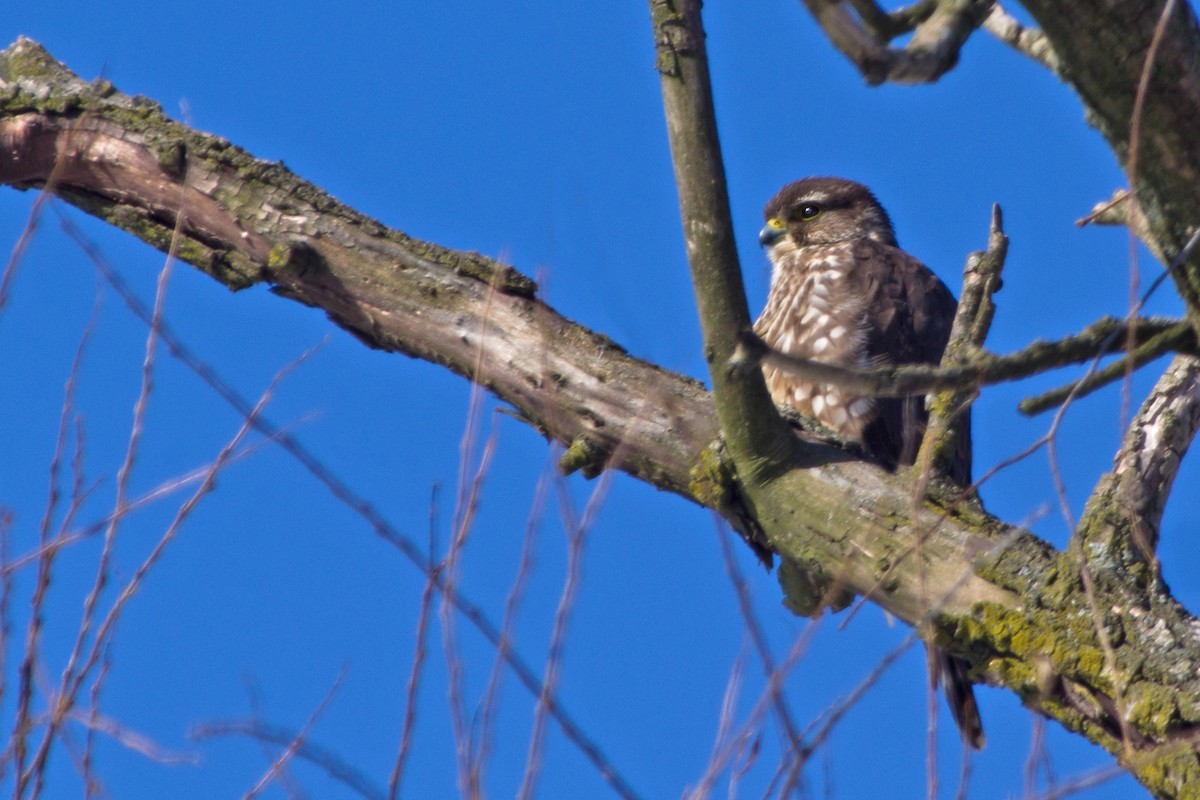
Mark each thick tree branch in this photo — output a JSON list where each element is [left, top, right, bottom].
[[1015, 0, 1200, 329], [0, 40, 717, 502], [1079, 355, 1200, 567], [799, 0, 994, 84], [804, 0, 1200, 328], [847, 0, 939, 39], [4, 38, 1200, 798], [981, 3, 1063, 76]]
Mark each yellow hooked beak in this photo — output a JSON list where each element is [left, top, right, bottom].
[[758, 217, 786, 247]]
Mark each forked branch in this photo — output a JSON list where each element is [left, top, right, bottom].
[[5, 36, 1200, 797], [799, 0, 994, 84]]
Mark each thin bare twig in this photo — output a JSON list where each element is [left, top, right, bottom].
[[24, 338, 311, 800], [244, 668, 348, 799], [694, 622, 820, 791], [1078, 190, 1135, 229], [734, 317, 1194, 403], [757, 747, 792, 800], [1128, 0, 1179, 205], [778, 754, 803, 800], [388, 484, 440, 800], [471, 460, 553, 793], [690, 644, 747, 800], [1030, 763, 1129, 800], [192, 719, 385, 800], [241, 679, 303, 797], [439, 398, 499, 799], [715, 520, 804, 757], [82, 638, 114, 799], [20, 208, 183, 798], [67, 707, 197, 767], [77, 346, 316, 705], [1024, 715, 1055, 799], [54, 210, 641, 799], [9, 276, 101, 791], [4, 429, 296, 579], [0, 515, 13, 766], [517, 466, 615, 800], [954, 739, 972, 800]]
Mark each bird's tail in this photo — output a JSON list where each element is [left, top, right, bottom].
[[931, 646, 985, 749]]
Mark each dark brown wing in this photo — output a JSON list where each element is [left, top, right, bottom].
[[850, 239, 983, 746], [845, 239, 971, 483]]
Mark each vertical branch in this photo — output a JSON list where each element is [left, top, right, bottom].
[[917, 203, 1006, 487], [648, 0, 795, 479], [21, 247, 176, 800], [517, 469, 613, 800], [439, 406, 498, 799], [471, 463, 551, 791], [713, 521, 803, 754], [388, 486, 440, 800], [692, 645, 746, 800]]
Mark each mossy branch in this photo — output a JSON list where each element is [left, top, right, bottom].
[[6, 36, 1200, 798], [1078, 355, 1200, 567], [648, 0, 796, 480]]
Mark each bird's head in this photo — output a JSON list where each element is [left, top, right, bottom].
[[759, 177, 897, 257]]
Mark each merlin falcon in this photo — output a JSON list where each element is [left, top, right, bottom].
[[755, 176, 983, 748]]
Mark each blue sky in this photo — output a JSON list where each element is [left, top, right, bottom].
[[1, 2, 1193, 798]]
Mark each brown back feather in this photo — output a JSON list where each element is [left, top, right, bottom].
[[846, 239, 971, 484]]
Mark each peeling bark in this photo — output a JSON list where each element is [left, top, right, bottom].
[[3, 36, 1200, 798], [1081, 356, 1200, 567]]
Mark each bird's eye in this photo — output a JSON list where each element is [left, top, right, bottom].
[[795, 204, 821, 221]]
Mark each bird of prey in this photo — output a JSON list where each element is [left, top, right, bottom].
[[755, 176, 983, 748]]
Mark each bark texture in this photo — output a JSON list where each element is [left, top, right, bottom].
[[3, 35, 1200, 798], [1012, 0, 1200, 324]]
